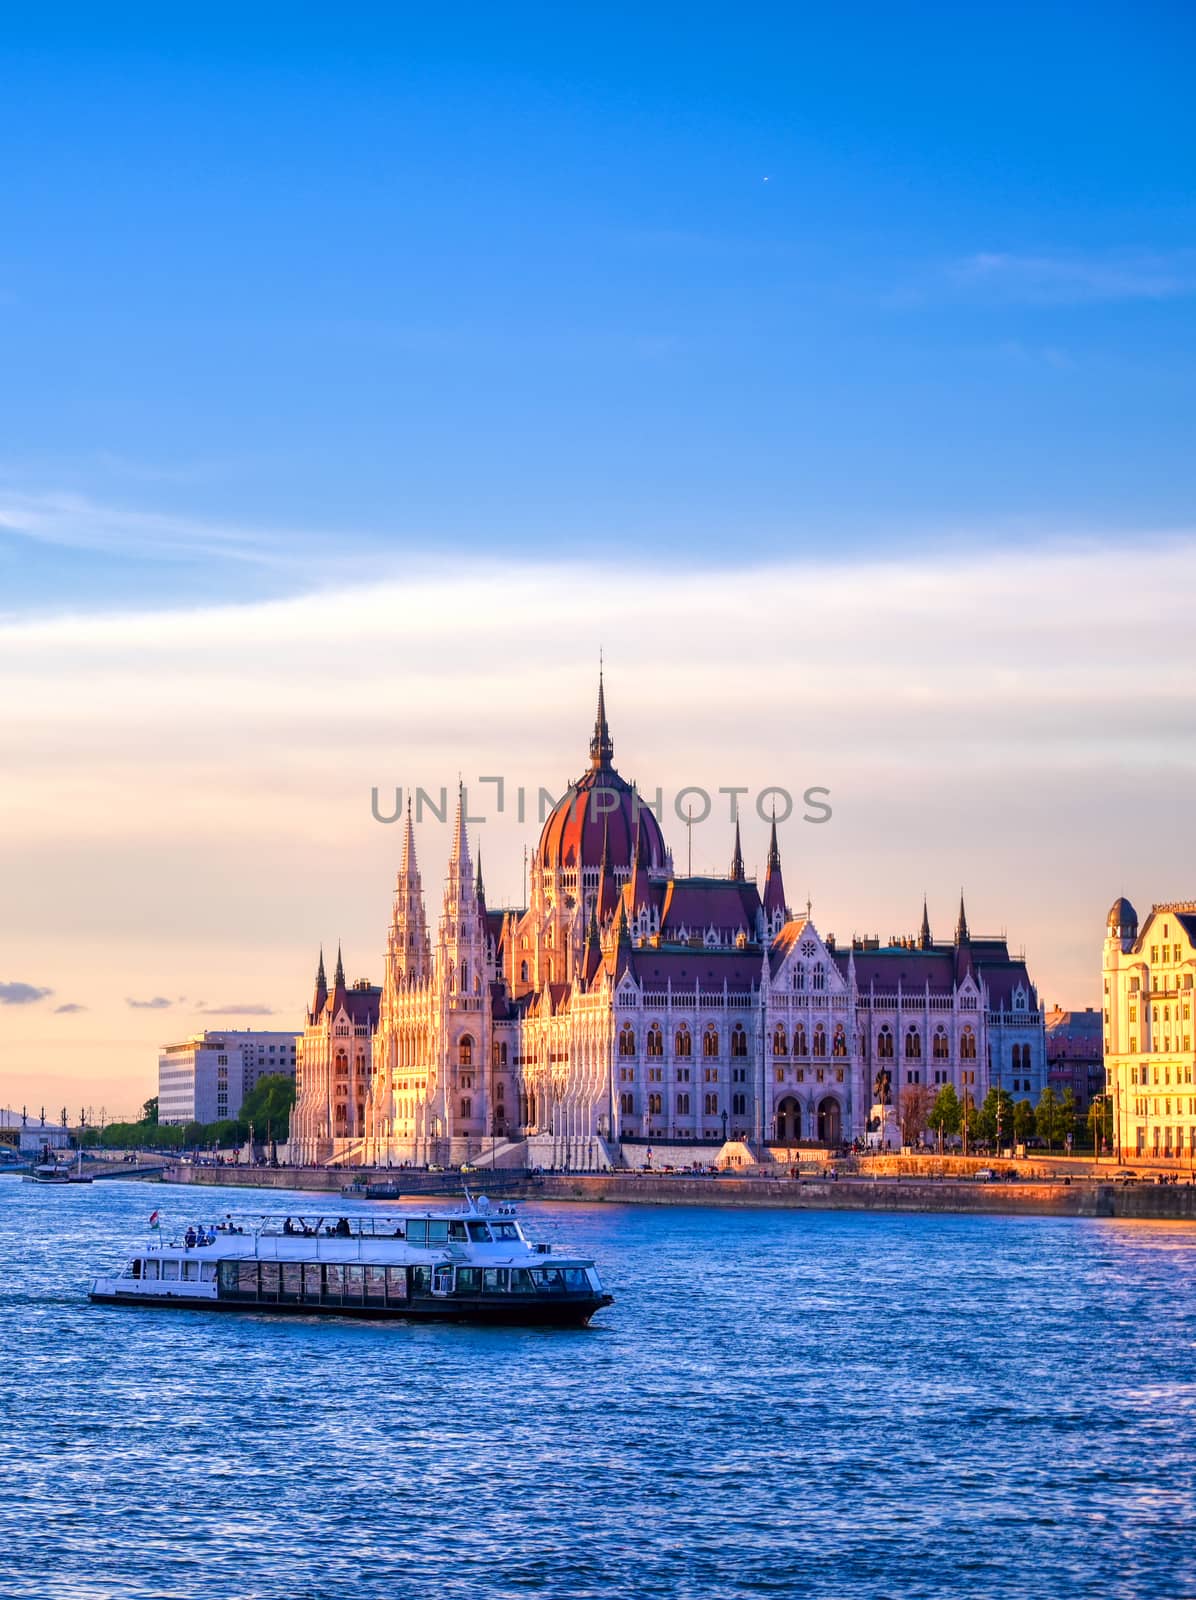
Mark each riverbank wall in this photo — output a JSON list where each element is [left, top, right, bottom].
[[161, 1164, 1196, 1221]]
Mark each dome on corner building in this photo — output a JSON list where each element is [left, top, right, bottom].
[[1106, 896, 1138, 935], [536, 674, 668, 877]]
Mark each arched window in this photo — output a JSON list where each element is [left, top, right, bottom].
[[704, 1092, 719, 1115], [933, 1028, 949, 1060], [1011, 1043, 1022, 1071], [773, 1024, 788, 1056], [460, 961, 468, 992], [703, 1027, 719, 1058], [961, 1027, 976, 1061], [620, 1092, 634, 1115], [905, 1028, 921, 1060], [877, 1026, 894, 1060], [648, 1093, 662, 1116], [676, 1092, 690, 1115], [812, 964, 826, 992], [458, 1035, 474, 1068], [619, 1025, 636, 1058], [647, 1024, 664, 1059], [520, 960, 529, 984], [460, 1097, 472, 1118], [813, 1024, 827, 1058], [832, 1025, 847, 1058], [731, 1025, 748, 1058], [794, 1024, 808, 1056], [794, 966, 806, 992], [675, 1024, 692, 1058]]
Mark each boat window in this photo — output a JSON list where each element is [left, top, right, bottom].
[[365, 1266, 386, 1299], [562, 1268, 588, 1292], [509, 1268, 535, 1294], [410, 1265, 431, 1294], [345, 1265, 365, 1296], [386, 1266, 408, 1301], [490, 1221, 520, 1241], [183, 1260, 201, 1282], [303, 1264, 322, 1298], [455, 1267, 482, 1293], [200, 1262, 216, 1283], [466, 1221, 491, 1242], [405, 1220, 428, 1247], [535, 1267, 567, 1293], [281, 1264, 302, 1296], [144, 1259, 160, 1280], [325, 1264, 343, 1296], [427, 1221, 450, 1247], [260, 1262, 281, 1295], [482, 1268, 508, 1293], [241, 1262, 262, 1294], [448, 1221, 468, 1241], [161, 1260, 180, 1281]]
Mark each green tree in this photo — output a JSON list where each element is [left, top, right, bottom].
[[1087, 1096, 1113, 1153], [976, 1088, 1014, 1146], [928, 1084, 961, 1151], [1059, 1089, 1077, 1150], [1036, 1087, 1061, 1151], [141, 1096, 159, 1125], [959, 1092, 978, 1155], [240, 1074, 297, 1142], [1013, 1099, 1036, 1144]]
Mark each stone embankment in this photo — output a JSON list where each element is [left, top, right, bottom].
[[162, 1162, 1196, 1220]]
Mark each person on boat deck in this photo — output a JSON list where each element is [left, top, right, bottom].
[[334, 1217, 351, 1237], [184, 1227, 196, 1248], [283, 1217, 295, 1235]]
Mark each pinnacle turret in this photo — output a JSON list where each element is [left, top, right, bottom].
[[956, 892, 969, 943], [589, 664, 614, 769], [730, 816, 745, 882], [919, 896, 932, 950], [762, 808, 786, 926]]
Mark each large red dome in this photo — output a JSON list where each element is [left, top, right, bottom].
[[536, 677, 667, 875]]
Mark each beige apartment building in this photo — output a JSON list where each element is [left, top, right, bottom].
[[1103, 897, 1196, 1164]]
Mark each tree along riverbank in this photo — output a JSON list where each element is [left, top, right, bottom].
[[161, 1163, 1196, 1221]]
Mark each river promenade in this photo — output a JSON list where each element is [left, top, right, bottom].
[[162, 1158, 1196, 1221]]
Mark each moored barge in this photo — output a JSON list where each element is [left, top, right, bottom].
[[89, 1196, 612, 1327]]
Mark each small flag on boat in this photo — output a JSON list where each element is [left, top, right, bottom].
[[148, 1210, 160, 1230]]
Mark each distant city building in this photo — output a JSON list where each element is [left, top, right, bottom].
[[158, 1030, 299, 1125], [1103, 897, 1196, 1163], [291, 677, 1047, 1168], [0, 1108, 72, 1156], [1045, 1006, 1104, 1113]]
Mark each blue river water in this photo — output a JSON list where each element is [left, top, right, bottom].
[[3, 1177, 1196, 1600]]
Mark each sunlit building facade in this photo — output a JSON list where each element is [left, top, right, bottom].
[[1103, 897, 1196, 1163], [291, 680, 1046, 1167]]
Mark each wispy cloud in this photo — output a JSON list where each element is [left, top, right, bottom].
[[0, 981, 53, 1005], [947, 249, 1196, 306], [0, 488, 363, 570], [197, 1002, 277, 1017], [125, 996, 175, 1010], [54, 1002, 87, 1014]]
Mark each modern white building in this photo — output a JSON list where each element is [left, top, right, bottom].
[[158, 1030, 300, 1125], [1103, 896, 1196, 1163]]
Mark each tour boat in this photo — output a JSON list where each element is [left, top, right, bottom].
[[26, 1150, 93, 1184], [88, 1195, 613, 1327]]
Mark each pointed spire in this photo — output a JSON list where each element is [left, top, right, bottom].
[[334, 941, 345, 987], [956, 891, 969, 943], [589, 662, 614, 768], [400, 794, 417, 878], [475, 848, 485, 906], [449, 781, 473, 879], [311, 945, 328, 1016], [730, 816, 745, 882], [596, 816, 620, 924], [919, 895, 932, 950], [762, 806, 786, 922], [629, 812, 652, 913]]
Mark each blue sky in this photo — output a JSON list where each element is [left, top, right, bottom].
[[2, 2, 1194, 613]]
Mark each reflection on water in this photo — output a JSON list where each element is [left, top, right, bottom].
[[3, 1179, 1196, 1599]]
